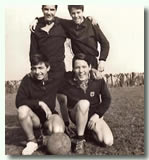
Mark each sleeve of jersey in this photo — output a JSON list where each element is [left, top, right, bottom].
[[15, 77, 39, 110], [29, 32, 39, 62], [92, 24, 110, 61], [41, 96, 56, 114], [95, 79, 111, 117], [38, 16, 44, 23], [57, 17, 72, 38], [29, 17, 45, 61]]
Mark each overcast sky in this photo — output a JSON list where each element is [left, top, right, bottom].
[[5, 6, 144, 80]]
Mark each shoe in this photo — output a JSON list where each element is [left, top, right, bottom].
[[74, 139, 86, 154], [37, 134, 44, 146], [22, 141, 38, 155]]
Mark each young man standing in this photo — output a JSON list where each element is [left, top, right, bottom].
[[59, 53, 113, 154], [16, 54, 65, 155], [29, 5, 69, 126], [64, 5, 109, 73], [30, 5, 66, 81]]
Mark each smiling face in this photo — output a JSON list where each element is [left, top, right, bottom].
[[42, 5, 57, 22], [31, 62, 50, 81], [69, 7, 84, 25], [73, 59, 91, 82]]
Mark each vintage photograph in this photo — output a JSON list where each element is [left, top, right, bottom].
[[5, 5, 144, 155]]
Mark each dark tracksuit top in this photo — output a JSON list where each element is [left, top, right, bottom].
[[60, 72, 111, 118], [59, 17, 110, 69], [29, 17, 67, 82], [38, 17, 110, 69], [16, 74, 58, 123]]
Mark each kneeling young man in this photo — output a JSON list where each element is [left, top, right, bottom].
[[16, 54, 65, 155], [60, 53, 113, 154]]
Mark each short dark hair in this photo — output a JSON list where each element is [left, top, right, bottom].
[[42, 5, 58, 10], [72, 53, 91, 68], [68, 5, 84, 13], [30, 54, 49, 67]]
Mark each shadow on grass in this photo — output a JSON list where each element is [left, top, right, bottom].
[[5, 114, 25, 147]]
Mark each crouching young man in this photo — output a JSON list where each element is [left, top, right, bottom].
[[16, 54, 65, 155], [60, 53, 113, 154]]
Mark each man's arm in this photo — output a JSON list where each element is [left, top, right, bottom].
[[29, 16, 71, 31], [92, 23, 110, 72], [29, 17, 39, 32], [30, 16, 72, 38], [93, 24, 110, 61], [95, 78, 111, 117], [29, 32, 39, 61], [15, 77, 39, 109], [41, 96, 56, 114], [38, 101, 52, 119], [57, 17, 71, 27]]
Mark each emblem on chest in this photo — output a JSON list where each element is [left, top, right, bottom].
[[90, 91, 95, 97]]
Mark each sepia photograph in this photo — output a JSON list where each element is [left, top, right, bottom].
[[5, 5, 144, 156]]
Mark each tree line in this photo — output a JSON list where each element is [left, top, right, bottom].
[[5, 72, 144, 94]]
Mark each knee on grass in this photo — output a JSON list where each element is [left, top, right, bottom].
[[103, 136, 114, 146], [94, 133, 113, 146], [93, 119, 114, 146]]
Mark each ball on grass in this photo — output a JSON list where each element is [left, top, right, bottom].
[[47, 133, 71, 155]]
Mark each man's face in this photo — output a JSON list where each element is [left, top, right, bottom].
[[31, 62, 50, 81], [69, 8, 84, 25], [73, 59, 91, 82], [42, 5, 57, 22]]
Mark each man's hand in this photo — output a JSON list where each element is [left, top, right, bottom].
[[91, 68, 103, 80], [65, 125, 76, 138], [88, 113, 99, 130], [29, 18, 38, 32], [39, 101, 52, 119], [87, 16, 98, 25], [98, 60, 105, 72]]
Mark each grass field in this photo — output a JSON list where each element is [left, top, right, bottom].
[[5, 86, 144, 156]]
